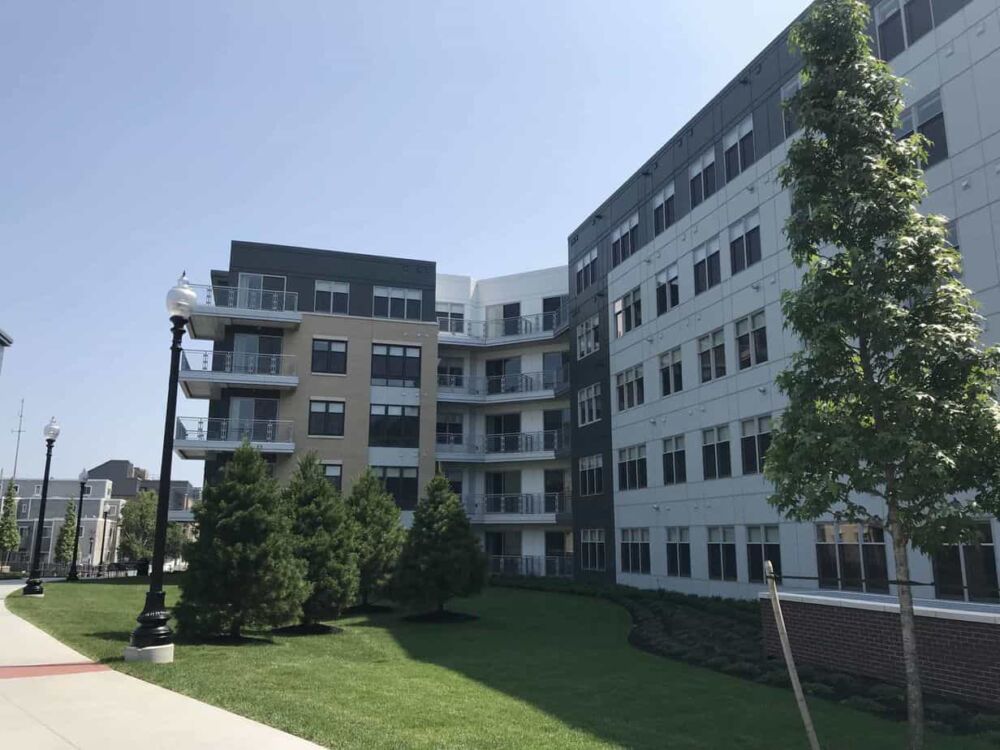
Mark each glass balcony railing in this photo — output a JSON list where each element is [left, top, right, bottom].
[[435, 429, 568, 456], [180, 350, 297, 377], [464, 493, 571, 516], [437, 309, 566, 341], [189, 284, 299, 313], [437, 370, 567, 397], [174, 417, 295, 446], [488, 555, 574, 578]]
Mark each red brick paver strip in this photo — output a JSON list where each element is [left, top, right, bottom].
[[0, 662, 109, 680]]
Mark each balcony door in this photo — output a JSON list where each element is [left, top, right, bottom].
[[233, 334, 282, 374], [486, 413, 521, 453], [542, 296, 562, 331], [485, 471, 521, 513], [487, 302, 522, 337], [543, 409, 566, 450], [542, 351, 568, 389], [485, 530, 523, 575], [544, 469, 565, 512], [229, 397, 278, 442], [485, 356, 521, 394], [237, 273, 286, 311]]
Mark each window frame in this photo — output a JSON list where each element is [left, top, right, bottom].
[[577, 383, 603, 427], [613, 287, 642, 338], [311, 338, 348, 375], [698, 328, 727, 383], [323, 462, 343, 492], [729, 213, 762, 275], [740, 415, 772, 475], [580, 528, 607, 572], [689, 148, 717, 209], [314, 280, 350, 315], [723, 115, 755, 182], [662, 435, 687, 486], [659, 347, 683, 397], [707, 525, 738, 581], [370, 344, 421, 388], [617, 444, 648, 491], [693, 237, 721, 295], [575, 248, 599, 293], [611, 213, 640, 268], [735, 310, 768, 370], [747, 525, 782, 583], [620, 527, 651, 574], [666, 526, 691, 577], [815, 522, 890, 593], [652, 183, 676, 236], [615, 365, 645, 412], [368, 404, 420, 448], [308, 399, 346, 438], [655, 263, 680, 315], [576, 314, 601, 360], [702, 425, 732, 480], [373, 286, 423, 321], [578, 454, 604, 496]]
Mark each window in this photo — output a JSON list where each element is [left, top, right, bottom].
[[698, 329, 726, 383], [617, 444, 648, 491], [369, 405, 420, 448], [436, 413, 463, 445], [933, 522, 999, 603], [371, 344, 421, 387], [611, 213, 639, 267], [693, 238, 721, 294], [875, 0, 935, 61], [652, 184, 676, 236], [702, 426, 732, 480], [323, 464, 342, 491], [659, 348, 683, 397], [723, 115, 755, 182], [740, 416, 772, 475], [615, 365, 645, 411], [729, 213, 762, 275], [576, 248, 598, 293], [747, 526, 781, 583], [662, 436, 687, 485], [312, 339, 347, 374], [33, 485, 41, 496], [579, 454, 604, 496], [581, 529, 606, 572], [437, 357, 464, 388], [308, 400, 345, 437], [816, 523, 890, 593], [655, 264, 679, 315], [666, 527, 691, 577], [373, 466, 419, 510], [707, 526, 737, 581], [82, 485, 92, 497], [577, 315, 600, 360], [736, 311, 768, 370], [782, 76, 802, 138], [898, 91, 948, 168], [621, 528, 651, 574], [613, 287, 642, 338], [577, 383, 602, 427], [437, 303, 465, 333], [689, 149, 717, 208], [314, 280, 349, 314], [373, 286, 423, 320]]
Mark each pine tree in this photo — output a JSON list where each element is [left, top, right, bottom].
[[766, 3, 1000, 747], [345, 468, 404, 607], [0, 483, 21, 563], [53, 500, 77, 564], [394, 474, 486, 613], [175, 442, 308, 639], [286, 454, 359, 624]]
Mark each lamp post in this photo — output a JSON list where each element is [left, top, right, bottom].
[[126, 273, 196, 663], [67, 468, 88, 581], [23, 417, 60, 597], [98, 509, 109, 575]]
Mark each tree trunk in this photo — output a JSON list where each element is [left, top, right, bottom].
[[888, 512, 925, 750]]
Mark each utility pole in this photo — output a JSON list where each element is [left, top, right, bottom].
[[10, 399, 24, 482]]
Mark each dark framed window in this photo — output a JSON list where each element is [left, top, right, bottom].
[[437, 303, 465, 333], [579, 454, 604, 496], [729, 216, 762, 275], [323, 463, 342, 491], [314, 280, 349, 314], [689, 150, 716, 209], [933, 522, 999, 603], [897, 91, 948, 168], [707, 526, 737, 581], [876, 0, 936, 60], [581, 529, 606, 572], [308, 400, 345, 437], [740, 416, 772, 475], [659, 348, 682, 397], [369, 404, 420, 448], [698, 329, 726, 383], [373, 466, 419, 510], [436, 412, 463, 445], [876, 0, 906, 59], [816, 523, 889, 593], [577, 383, 602, 427], [613, 287, 642, 338], [693, 239, 721, 294], [373, 286, 423, 320], [702, 426, 731, 480], [577, 315, 600, 360], [662, 436, 686, 485], [656, 264, 679, 315], [617, 444, 647, 491], [666, 527, 691, 577], [615, 365, 644, 411], [736, 311, 768, 370], [611, 214, 639, 267], [652, 185, 676, 236], [576, 248, 598, 293], [312, 339, 347, 374], [621, 528, 651, 574], [724, 115, 755, 182], [371, 344, 421, 387], [747, 525, 781, 583]]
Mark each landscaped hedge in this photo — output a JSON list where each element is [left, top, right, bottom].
[[491, 576, 1000, 741]]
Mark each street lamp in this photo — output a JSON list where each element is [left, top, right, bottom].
[[23, 417, 60, 597], [67, 468, 88, 581], [126, 273, 196, 663]]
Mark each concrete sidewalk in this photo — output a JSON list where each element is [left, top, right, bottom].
[[0, 581, 324, 749]]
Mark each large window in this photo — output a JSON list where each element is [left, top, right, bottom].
[[615, 365, 645, 411], [436, 412, 463, 445], [662, 436, 686, 485], [898, 90, 948, 168], [576, 248, 598, 293], [373, 466, 419, 510], [613, 287, 642, 338], [693, 238, 721, 294], [736, 311, 768, 370], [617, 444, 648, 491], [373, 286, 423, 320], [312, 339, 347, 374], [666, 527, 691, 577], [581, 529, 606, 572], [875, 0, 936, 61], [729, 213, 762, 275], [660, 348, 683, 397], [579, 454, 604, 496], [437, 303, 465, 333], [612, 213, 639, 267], [577, 315, 600, 360], [314, 280, 349, 314], [371, 344, 421, 387], [747, 525, 781, 583], [933, 522, 999, 603], [698, 329, 726, 383], [308, 399, 345, 437], [652, 183, 676, 236], [740, 416, 772, 475], [702, 426, 732, 480], [577, 383, 602, 427], [621, 528, 651, 574], [689, 149, 717, 209], [707, 526, 737, 581], [369, 404, 420, 448], [656, 263, 679, 315], [323, 463, 343, 492], [437, 356, 464, 388], [816, 523, 889, 593], [723, 115, 755, 182], [781, 76, 802, 138]]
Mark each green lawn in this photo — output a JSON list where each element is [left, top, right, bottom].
[[7, 580, 989, 750]]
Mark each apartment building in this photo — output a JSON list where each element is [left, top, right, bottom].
[[566, 0, 1000, 600]]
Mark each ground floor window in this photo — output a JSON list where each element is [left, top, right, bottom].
[[666, 526, 690, 577], [580, 529, 606, 571], [747, 525, 781, 583], [707, 526, 737, 581], [323, 463, 342, 491], [815, 522, 889, 593], [933, 521, 999, 603], [620, 528, 650, 574], [372, 466, 418, 510]]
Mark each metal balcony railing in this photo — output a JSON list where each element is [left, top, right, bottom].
[[175, 417, 295, 445], [438, 309, 566, 341], [465, 493, 571, 516], [488, 555, 574, 578], [437, 370, 567, 396], [436, 429, 568, 455], [189, 284, 299, 313], [180, 350, 297, 377]]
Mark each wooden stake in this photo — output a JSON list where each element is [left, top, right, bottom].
[[766, 560, 821, 750]]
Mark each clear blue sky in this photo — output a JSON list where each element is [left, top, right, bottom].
[[0, 0, 808, 485]]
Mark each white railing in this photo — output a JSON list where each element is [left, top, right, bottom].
[[189, 284, 299, 313], [180, 350, 297, 377], [175, 417, 294, 445], [465, 493, 571, 516], [438, 308, 566, 341], [437, 370, 567, 396], [436, 429, 568, 455], [488, 555, 574, 578]]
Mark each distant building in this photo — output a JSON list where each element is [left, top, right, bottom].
[[88, 459, 200, 517], [0, 328, 12, 376]]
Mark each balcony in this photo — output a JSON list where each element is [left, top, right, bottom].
[[436, 429, 568, 462], [465, 493, 570, 524], [438, 309, 567, 347], [488, 555, 574, 578], [174, 417, 295, 459], [186, 285, 302, 340], [437, 370, 568, 403], [179, 350, 298, 399]]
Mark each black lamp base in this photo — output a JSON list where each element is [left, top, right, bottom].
[[23, 579, 44, 597], [129, 590, 174, 649]]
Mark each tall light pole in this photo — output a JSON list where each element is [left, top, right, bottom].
[[67, 468, 88, 581], [126, 273, 195, 663], [23, 417, 60, 597], [98, 509, 109, 574]]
